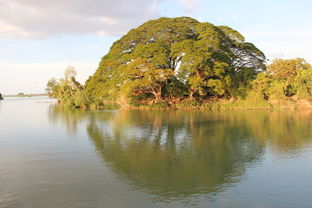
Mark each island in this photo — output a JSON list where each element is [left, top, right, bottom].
[[46, 17, 312, 110], [0, 93, 3, 100]]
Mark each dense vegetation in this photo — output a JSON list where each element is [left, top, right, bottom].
[[47, 17, 312, 109]]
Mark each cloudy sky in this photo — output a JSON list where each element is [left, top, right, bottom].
[[1, 0, 312, 94]]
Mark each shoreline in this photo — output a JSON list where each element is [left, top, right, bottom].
[[56, 98, 312, 111], [3, 94, 47, 98]]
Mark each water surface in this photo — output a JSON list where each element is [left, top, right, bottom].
[[1, 97, 312, 208]]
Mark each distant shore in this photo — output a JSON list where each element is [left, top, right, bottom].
[[3, 93, 47, 98]]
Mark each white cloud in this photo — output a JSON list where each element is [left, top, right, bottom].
[[0, 0, 164, 38], [0, 60, 97, 94], [180, 0, 199, 13], [0, 0, 206, 38]]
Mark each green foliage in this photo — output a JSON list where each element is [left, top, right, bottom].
[[46, 68, 99, 108], [268, 58, 311, 82], [85, 17, 266, 106], [46, 78, 59, 98], [48, 18, 312, 109], [119, 58, 174, 103], [250, 58, 312, 102], [294, 69, 312, 98], [251, 72, 272, 99]]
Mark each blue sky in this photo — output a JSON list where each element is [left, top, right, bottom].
[[1, 0, 312, 94]]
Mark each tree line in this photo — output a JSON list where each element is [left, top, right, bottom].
[[46, 17, 312, 109]]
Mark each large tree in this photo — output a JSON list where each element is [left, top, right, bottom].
[[85, 17, 266, 104]]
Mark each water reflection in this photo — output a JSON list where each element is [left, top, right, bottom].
[[49, 107, 312, 201], [49, 105, 88, 135]]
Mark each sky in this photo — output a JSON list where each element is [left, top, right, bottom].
[[1, 0, 312, 94]]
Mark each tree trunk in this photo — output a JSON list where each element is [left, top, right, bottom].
[[153, 91, 162, 102], [189, 90, 195, 100], [152, 85, 162, 103]]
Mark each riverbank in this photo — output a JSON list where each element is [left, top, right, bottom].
[[61, 96, 312, 111]]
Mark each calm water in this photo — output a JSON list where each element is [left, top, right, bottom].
[[1, 97, 312, 208]]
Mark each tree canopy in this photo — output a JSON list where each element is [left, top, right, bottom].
[[252, 58, 312, 100], [84, 17, 266, 104], [268, 58, 311, 82]]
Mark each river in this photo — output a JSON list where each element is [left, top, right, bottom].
[[0, 97, 312, 208]]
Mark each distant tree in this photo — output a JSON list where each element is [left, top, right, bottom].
[[46, 78, 59, 97], [64, 66, 77, 81], [46, 67, 91, 108], [268, 58, 311, 82]]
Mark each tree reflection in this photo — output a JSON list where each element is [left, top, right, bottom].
[[86, 111, 264, 199], [48, 105, 88, 135], [49, 106, 312, 200]]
